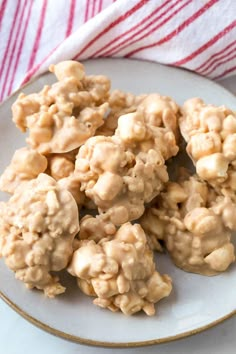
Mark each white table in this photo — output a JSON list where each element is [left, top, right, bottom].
[[0, 76, 235, 354]]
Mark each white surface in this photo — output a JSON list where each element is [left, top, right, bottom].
[[0, 61, 235, 352]]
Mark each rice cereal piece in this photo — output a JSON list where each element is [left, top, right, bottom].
[[48, 155, 75, 180], [140, 208, 165, 252], [97, 90, 147, 136], [0, 174, 79, 297], [79, 214, 116, 242], [68, 222, 172, 316], [47, 148, 79, 181], [58, 174, 85, 206]]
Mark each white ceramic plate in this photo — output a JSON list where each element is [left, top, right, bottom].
[[0, 59, 235, 347]]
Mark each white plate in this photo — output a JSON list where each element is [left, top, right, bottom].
[[0, 59, 236, 347]]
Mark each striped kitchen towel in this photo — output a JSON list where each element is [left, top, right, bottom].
[[0, 0, 236, 102]]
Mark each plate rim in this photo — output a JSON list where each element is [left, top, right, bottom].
[[0, 58, 236, 347]]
